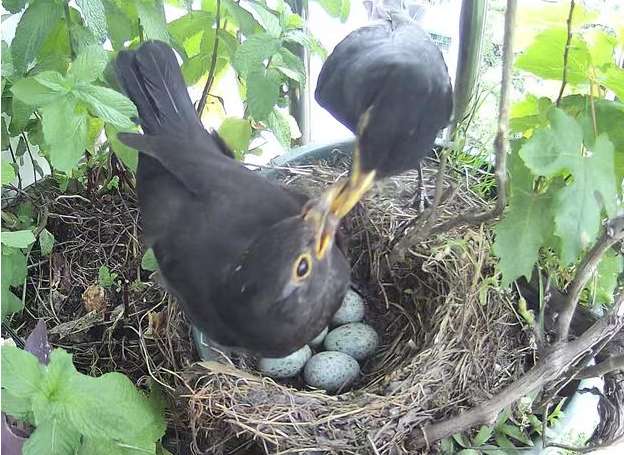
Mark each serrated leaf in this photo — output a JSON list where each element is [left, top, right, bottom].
[[9, 97, 36, 134], [246, 67, 280, 121], [233, 32, 281, 75], [218, 117, 251, 159], [272, 47, 305, 85], [2, 390, 33, 421], [137, 0, 170, 43], [98, 265, 114, 288], [167, 10, 213, 50], [498, 424, 533, 446], [11, 77, 66, 107], [141, 248, 159, 272], [267, 109, 290, 149], [106, 124, 138, 172], [599, 64, 624, 100], [590, 250, 623, 305], [41, 98, 89, 172], [283, 30, 326, 58], [39, 229, 55, 256], [103, 0, 136, 50], [2, 160, 16, 185], [75, 84, 137, 129], [11, 0, 64, 73], [1, 347, 44, 398], [77, 0, 108, 42], [554, 134, 618, 263], [2, 0, 27, 14], [222, 0, 261, 35], [22, 418, 81, 455], [71, 45, 108, 82], [472, 425, 494, 446], [1, 229, 36, 248], [245, 1, 281, 37], [515, 28, 591, 84]]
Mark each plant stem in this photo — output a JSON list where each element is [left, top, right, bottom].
[[64, 0, 75, 59], [556, 0, 575, 106], [197, 0, 223, 117]]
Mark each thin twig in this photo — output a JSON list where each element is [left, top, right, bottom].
[[197, 0, 222, 117], [411, 293, 624, 447], [556, 0, 575, 106], [557, 215, 624, 342], [575, 354, 624, 380]]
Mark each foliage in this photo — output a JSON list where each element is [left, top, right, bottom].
[[493, 4, 624, 307], [1, 342, 166, 455]]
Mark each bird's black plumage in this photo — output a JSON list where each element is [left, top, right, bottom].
[[115, 41, 350, 357], [315, 9, 453, 178]]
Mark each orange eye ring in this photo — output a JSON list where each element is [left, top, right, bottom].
[[293, 253, 312, 281]]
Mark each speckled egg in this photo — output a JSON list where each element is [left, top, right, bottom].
[[303, 351, 360, 392], [258, 345, 312, 378], [332, 289, 365, 326], [324, 322, 379, 361], [309, 327, 328, 348]]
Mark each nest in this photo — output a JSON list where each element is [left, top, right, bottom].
[[10, 154, 530, 454]]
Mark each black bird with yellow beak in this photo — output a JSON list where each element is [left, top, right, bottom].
[[315, 2, 453, 208], [115, 41, 365, 357]]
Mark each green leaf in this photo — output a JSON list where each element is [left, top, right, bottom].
[[2, 0, 27, 14], [515, 28, 591, 84], [103, 0, 136, 50], [78, 438, 156, 455], [587, 30, 617, 68], [452, 433, 470, 448], [1, 346, 44, 398], [233, 32, 281, 75], [22, 418, 81, 455], [2, 160, 16, 185], [554, 134, 618, 263], [218, 117, 251, 159], [167, 10, 213, 50], [246, 67, 280, 121], [283, 30, 326, 58], [41, 98, 89, 172], [457, 450, 479, 455], [2, 40, 15, 78], [2, 246, 28, 286], [2, 389, 33, 421], [1, 287, 24, 320], [71, 45, 108, 82], [75, 85, 137, 129], [141, 248, 159, 272], [87, 116, 105, 151], [272, 48, 305, 85], [106, 124, 138, 172], [590, 250, 623, 305], [10, 97, 36, 134], [222, 0, 261, 36], [267, 108, 291, 149], [11, 77, 67, 107], [472, 425, 494, 447], [64, 372, 166, 444], [339, 0, 350, 22], [246, 2, 281, 37], [317, 0, 342, 17], [1, 229, 36, 248], [498, 424, 533, 446], [77, 0, 108, 42], [11, 0, 64, 73], [98, 265, 114, 288], [598, 65, 624, 100], [39, 228, 55, 256], [494, 432, 516, 449], [136, 0, 170, 43]]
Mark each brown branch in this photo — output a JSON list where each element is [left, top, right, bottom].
[[197, 0, 222, 117], [557, 215, 624, 342], [410, 293, 624, 448], [576, 354, 624, 380], [556, 0, 575, 106]]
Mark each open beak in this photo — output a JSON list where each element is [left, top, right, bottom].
[[303, 146, 376, 259]]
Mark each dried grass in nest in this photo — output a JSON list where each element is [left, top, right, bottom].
[[12, 156, 530, 454]]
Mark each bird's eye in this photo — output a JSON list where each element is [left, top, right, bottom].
[[293, 253, 312, 280]]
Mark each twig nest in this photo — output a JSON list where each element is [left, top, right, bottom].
[[303, 351, 360, 392], [308, 327, 328, 348], [324, 322, 379, 361], [331, 288, 366, 325], [258, 345, 312, 379]]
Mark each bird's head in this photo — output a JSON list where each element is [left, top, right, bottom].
[[216, 184, 365, 357]]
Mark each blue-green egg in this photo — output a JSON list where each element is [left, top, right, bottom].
[[324, 322, 379, 361], [303, 351, 360, 392], [258, 345, 312, 378], [332, 289, 366, 325], [309, 327, 328, 348]]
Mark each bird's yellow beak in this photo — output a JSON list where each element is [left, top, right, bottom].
[[303, 147, 376, 259]]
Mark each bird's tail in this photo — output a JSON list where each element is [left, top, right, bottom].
[[115, 40, 203, 136]]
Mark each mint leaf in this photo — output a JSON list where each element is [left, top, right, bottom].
[[98, 265, 114, 288], [222, 0, 261, 36], [41, 98, 89, 172], [515, 28, 591, 84], [137, 0, 170, 43], [1, 229, 36, 248], [39, 228, 55, 256], [2, 0, 27, 14], [272, 48, 305, 84], [246, 67, 280, 121], [2, 247, 28, 286], [2, 390, 33, 421], [9, 97, 36, 134], [141, 249, 159, 272], [22, 418, 81, 455], [77, 0, 108, 42], [106, 125, 138, 172], [218, 117, 251, 159], [71, 45, 108, 82], [75, 85, 137, 129], [11, 77, 66, 107], [2, 160, 16, 185], [554, 134, 618, 263], [78, 437, 156, 455], [1, 288, 24, 320], [246, 2, 281, 37], [233, 33, 281, 75], [283, 30, 326, 58], [268, 108, 291, 149], [1, 347, 43, 398], [103, 0, 135, 50], [598, 65, 624, 100], [11, 0, 64, 73]]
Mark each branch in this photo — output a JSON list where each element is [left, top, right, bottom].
[[556, 0, 575, 106], [410, 293, 624, 448], [557, 215, 624, 342], [576, 354, 624, 380], [197, 0, 222, 117]]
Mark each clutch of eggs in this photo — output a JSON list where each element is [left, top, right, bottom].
[[258, 289, 379, 393]]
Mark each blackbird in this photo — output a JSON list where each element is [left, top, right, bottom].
[[315, 4, 453, 212], [115, 41, 361, 357]]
